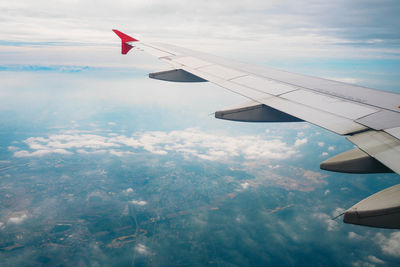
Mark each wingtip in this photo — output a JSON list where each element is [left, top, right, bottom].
[[112, 29, 139, 42]]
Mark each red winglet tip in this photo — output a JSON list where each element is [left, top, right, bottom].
[[112, 29, 139, 42]]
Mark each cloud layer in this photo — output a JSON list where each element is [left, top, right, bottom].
[[11, 128, 303, 161], [1, 0, 399, 67], [2, 0, 399, 45]]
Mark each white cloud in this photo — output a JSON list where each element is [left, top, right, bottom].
[[124, 188, 134, 194], [268, 164, 280, 169], [328, 146, 335, 151], [109, 149, 134, 157], [8, 212, 28, 224], [332, 207, 345, 217], [86, 191, 108, 201], [11, 128, 298, 161], [240, 182, 250, 190], [294, 138, 307, 147], [7, 146, 19, 151], [317, 142, 325, 147], [375, 232, 400, 258], [131, 200, 147, 206], [135, 243, 149, 255], [77, 149, 107, 155], [324, 189, 330, 196], [352, 261, 376, 267], [313, 212, 338, 231], [14, 148, 72, 157], [321, 152, 328, 156], [367, 255, 384, 264], [348, 232, 363, 240]]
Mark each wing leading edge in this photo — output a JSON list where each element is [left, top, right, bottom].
[[113, 30, 400, 229]]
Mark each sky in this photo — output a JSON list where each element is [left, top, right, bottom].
[[1, 1, 400, 60], [1, 0, 400, 266], [1, 0, 400, 90]]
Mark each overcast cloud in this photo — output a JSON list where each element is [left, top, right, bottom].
[[0, 0, 399, 66]]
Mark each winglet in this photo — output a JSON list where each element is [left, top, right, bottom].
[[112, 29, 139, 55]]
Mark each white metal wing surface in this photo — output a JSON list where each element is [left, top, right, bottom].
[[113, 30, 400, 229]]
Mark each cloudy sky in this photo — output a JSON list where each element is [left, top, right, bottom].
[[1, 0, 400, 65]]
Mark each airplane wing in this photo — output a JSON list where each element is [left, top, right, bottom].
[[113, 29, 400, 229]]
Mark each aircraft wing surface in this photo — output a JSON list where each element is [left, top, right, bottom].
[[113, 29, 400, 229]]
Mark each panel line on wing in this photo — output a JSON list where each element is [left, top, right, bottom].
[[231, 75, 297, 96], [280, 90, 379, 120], [260, 97, 367, 135], [137, 43, 178, 57], [348, 130, 400, 174], [197, 65, 247, 80], [172, 56, 213, 69]]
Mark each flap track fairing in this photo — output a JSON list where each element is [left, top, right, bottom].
[[343, 184, 400, 229], [149, 69, 207, 83], [215, 101, 303, 123], [320, 148, 393, 174]]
